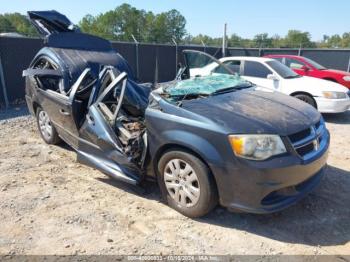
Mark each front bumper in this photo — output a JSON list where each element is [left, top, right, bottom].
[[315, 97, 350, 113], [212, 131, 329, 214]]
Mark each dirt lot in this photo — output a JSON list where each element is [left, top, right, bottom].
[[0, 106, 349, 256]]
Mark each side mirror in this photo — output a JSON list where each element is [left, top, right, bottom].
[[267, 74, 279, 81], [301, 65, 310, 72]]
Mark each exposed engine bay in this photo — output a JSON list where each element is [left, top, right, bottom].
[[116, 114, 147, 166], [98, 100, 147, 166]]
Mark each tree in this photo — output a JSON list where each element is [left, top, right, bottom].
[[253, 33, 273, 48], [228, 34, 243, 47], [271, 34, 283, 48], [164, 9, 186, 42], [0, 13, 37, 36], [0, 16, 14, 32], [188, 34, 221, 46], [2, 7, 346, 48], [283, 30, 315, 48], [341, 33, 350, 48], [319, 34, 342, 48], [79, 4, 186, 43]]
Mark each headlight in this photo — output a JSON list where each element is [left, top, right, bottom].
[[228, 135, 286, 160], [343, 76, 350, 82], [322, 91, 347, 99]]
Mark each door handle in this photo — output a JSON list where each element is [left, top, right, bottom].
[[86, 114, 95, 125], [59, 109, 70, 116]]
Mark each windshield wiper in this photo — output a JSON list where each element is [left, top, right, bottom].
[[170, 92, 210, 100], [211, 83, 253, 96], [173, 92, 210, 106]]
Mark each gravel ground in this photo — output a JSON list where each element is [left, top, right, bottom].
[[0, 106, 349, 256]]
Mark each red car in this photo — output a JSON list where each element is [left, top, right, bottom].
[[265, 55, 350, 89]]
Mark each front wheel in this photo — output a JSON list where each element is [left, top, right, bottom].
[[158, 150, 218, 218], [293, 94, 317, 108], [36, 107, 61, 145]]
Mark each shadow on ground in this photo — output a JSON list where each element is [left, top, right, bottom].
[[97, 177, 161, 202], [323, 110, 350, 124], [199, 165, 350, 247], [0, 105, 29, 121], [99, 165, 350, 247]]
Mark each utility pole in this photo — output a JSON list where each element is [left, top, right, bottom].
[[222, 23, 227, 57], [172, 37, 178, 76], [0, 55, 9, 109], [201, 40, 206, 53], [298, 43, 302, 56], [131, 34, 139, 80]]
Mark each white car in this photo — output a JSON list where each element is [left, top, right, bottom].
[[191, 56, 350, 113]]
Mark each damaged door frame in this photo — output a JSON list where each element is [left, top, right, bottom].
[[77, 70, 143, 185]]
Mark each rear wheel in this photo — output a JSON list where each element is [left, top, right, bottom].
[[158, 150, 218, 218], [293, 94, 317, 108], [36, 107, 61, 145]]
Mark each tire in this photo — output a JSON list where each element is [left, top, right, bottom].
[[293, 94, 317, 108], [36, 107, 61, 145], [158, 150, 218, 218]]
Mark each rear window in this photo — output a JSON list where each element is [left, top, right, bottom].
[[266, 60, 300, 79], [270, 57, 283, 63], [303, 57, 326, 70]]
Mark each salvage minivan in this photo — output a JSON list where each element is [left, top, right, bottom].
[[24, 11, 330, 217]]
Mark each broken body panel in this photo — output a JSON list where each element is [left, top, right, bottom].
[[24, 12, 150, 184]]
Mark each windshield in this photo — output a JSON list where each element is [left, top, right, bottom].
[[266, 60, 301, 79], [303, 57, 327, 70], [161, 50, 253, 101], [165, 74, 251, 98], [161, 50, 253, 102]]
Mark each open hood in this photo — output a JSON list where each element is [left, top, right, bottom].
[[28, 10, 80, 37]]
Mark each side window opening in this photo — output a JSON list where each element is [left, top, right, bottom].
[[243, 61, 272, 78], [32, 57, 61, 92], [223, 60, 241, 74], [212, 60, 241, 74], [71, 70, 98, 128], [285, 58, 305, 70]]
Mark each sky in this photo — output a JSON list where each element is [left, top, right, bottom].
[[0, 0, 348, 41]]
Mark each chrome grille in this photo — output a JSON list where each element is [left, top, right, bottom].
[[288, 119, 327, 160]]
